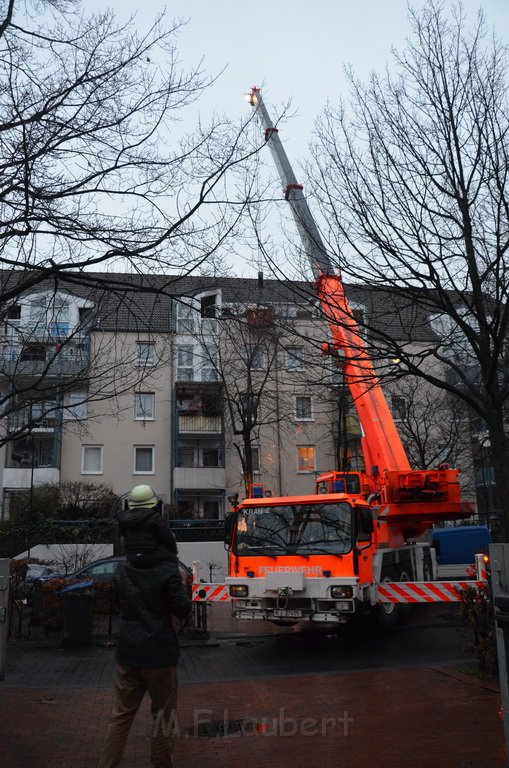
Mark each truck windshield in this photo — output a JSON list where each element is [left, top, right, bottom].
[[234, 502, 353, 557]]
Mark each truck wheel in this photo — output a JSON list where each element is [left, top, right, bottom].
[[375, 568, 402, 629], [423, 557, 433, 581]]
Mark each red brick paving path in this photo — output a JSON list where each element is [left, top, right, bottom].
[[1, 665, 505, 768]]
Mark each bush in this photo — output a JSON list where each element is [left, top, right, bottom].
[[457, 583, 497, 677]]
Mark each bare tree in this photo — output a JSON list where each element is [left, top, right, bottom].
[[307, 2, 509, 536], [177, 282, 337, 497], [386, 376, 475, 493], [0, 0, 264, 444]]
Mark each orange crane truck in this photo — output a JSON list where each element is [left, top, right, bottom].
[[218, 88, 482, 627]]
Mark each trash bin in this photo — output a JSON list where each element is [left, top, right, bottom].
[[58, 580, 94, 646]]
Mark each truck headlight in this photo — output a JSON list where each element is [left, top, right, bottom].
[[331, 585, 353, 599], [230, 585, 248, 597]]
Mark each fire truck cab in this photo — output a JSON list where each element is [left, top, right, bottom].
[[225, 491, 435, 627]]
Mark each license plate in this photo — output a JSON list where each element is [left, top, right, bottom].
[[273, 609, 302, 618]]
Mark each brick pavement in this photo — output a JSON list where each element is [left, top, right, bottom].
[[0, 666, 505, 768], [0, 603, 506, 768]]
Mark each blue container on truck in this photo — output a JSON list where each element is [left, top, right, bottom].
[[431, 526, 491, 565]]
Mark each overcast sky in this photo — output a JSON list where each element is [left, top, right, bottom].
[[84, 0, 509, 275], [85, 1, 507, 159]]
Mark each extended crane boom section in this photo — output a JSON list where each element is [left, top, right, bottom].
[[317, 274, 410, 475], [247, 88, 330, 279], [248, 87, 409, 477]]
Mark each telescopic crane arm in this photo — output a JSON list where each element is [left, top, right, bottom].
[[247, 86, 411, 478]]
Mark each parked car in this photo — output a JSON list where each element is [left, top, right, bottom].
[[45, 555, 193, 592]]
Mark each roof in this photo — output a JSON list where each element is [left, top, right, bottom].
[[0, 269, 438, 341]]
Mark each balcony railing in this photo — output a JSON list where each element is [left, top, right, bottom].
[[178, 413, 222, 433], [174, 466, 226, 488], [0, 340, 90, 378], [7, 413, 58, 435], [2, 467, 60, 489]]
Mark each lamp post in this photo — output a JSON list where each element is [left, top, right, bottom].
[[476, 431, 495, 529]]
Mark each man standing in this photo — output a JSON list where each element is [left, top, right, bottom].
[[98, 515, 191, 768]]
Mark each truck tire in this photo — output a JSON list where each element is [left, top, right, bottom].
[[375, 568, 402, 629]]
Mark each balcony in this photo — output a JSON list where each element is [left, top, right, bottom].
[[1, 338, 90, 379], [178, 413, 222, 434], [174, 466, 226, 489], [2, 467, 60, 489]]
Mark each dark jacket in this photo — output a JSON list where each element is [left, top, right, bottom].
[[114, 559, 191, 667], [117, 506, 178, 567]]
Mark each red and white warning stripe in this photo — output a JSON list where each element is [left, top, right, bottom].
[[376, 580, 487, 603], [192, 583, 230, 602]]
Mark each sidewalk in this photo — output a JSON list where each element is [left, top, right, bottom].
[[0, 605, 506, 768]]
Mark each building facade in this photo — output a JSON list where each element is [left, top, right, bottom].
[[0, 273, 480, 521]]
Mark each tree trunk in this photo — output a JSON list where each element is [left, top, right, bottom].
[[486, 409, 509, 542]]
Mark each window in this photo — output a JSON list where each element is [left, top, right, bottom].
[[285, 346, 304, 371], [78, 306, 93, 327], [295, 396, 312, 420], [176, 301, 195, 334], [179, 447, 196, 467], [202, 344, 218, 381], [49, 299, 69, 337], [176, 494, 222, 520], [178, 439, 221, 468], [82, 445, 103, 474], [29, 298, 46, 327], [136, 342, 155, 367], [64, 392, 87, 420], [177, 345, 193, 381], [6, 305, 20, 320], [4, 305, 20, 337], [202, 446, 219, 467], [203, 499, 220, 519], [297, 445, 315, 473], [134, 392, 155, 420], [20, 344, 46, 361], [78, 561, 118, 580], [247, 345, 267, 370], [391, 396, 407, 422], [134, 445, 154, 474], [200, 294, 218, 333], [201, 295, 217, 318]]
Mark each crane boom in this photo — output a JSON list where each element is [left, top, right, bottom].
[[247, 86, 410, 476]]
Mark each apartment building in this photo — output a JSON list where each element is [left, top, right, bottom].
[[0, 272, 479, 521]]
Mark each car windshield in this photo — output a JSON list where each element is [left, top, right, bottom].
[[234, 502, 352, 556]]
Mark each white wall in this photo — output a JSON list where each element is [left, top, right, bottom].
[[15, 543, 113, 569]]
